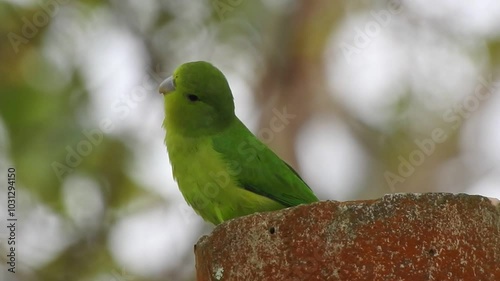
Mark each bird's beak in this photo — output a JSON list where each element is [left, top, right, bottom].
[[159, 76, 175, 95]]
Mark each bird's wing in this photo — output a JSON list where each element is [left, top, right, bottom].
[[212, 120, 318, 206]]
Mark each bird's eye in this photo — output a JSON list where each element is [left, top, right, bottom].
[[187, 94, 199, 102]]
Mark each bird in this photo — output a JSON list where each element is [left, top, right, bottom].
[[159, 61, 318, 225]]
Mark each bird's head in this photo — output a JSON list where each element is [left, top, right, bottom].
[[159, 61, 235, 137]]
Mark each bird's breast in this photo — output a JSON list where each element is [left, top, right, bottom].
[[164, 132, 286, 224], [166, 134, 236, 203]]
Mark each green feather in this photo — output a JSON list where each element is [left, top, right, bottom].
[[160, 61, 319, 225], [212, 119, 318, 206]]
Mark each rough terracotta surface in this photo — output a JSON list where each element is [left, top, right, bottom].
[[195, 193, 500, 281]]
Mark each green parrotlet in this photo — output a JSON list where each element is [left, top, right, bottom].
[[159, 61, 318, 225]]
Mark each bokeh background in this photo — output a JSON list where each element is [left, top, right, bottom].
[[1, 0, 500, 280]]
